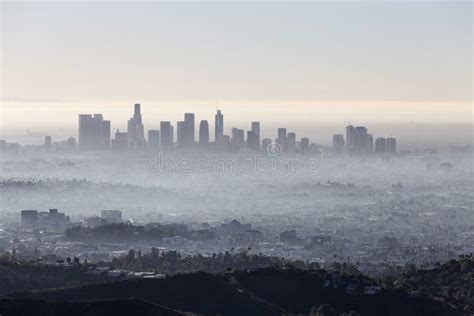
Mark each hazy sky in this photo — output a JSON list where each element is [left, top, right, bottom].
[[0, 2, 472, 146], [1, 2, 472, 102]]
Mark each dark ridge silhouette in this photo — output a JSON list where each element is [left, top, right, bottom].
[[0, 297, 186, 316], [5, 267, 458, 316]]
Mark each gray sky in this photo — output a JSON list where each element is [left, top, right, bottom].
[[1, 2, 472, 102]]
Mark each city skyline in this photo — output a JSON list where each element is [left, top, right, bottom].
[[3, 103, 399, 155]]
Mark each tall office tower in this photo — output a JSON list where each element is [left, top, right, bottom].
[[251, 122, 260, 150], [148, 130, 160, 151], [199, 120, 209, 148], [44, 136, 52, 150], [261, 138, 272, 153], [222, 135, 231, 151], [354, 126, 368, 153], [301, 137, 310, 154], [215, 110, 224, 144], [287, 132, 296, 152], [375, 137, 387, 153], [277, 128, 287, 151], [365, 134, 374, 153], [111, 130, 128, 151], [127, 103, 145, 150], [184, 113, 195, 147], [100, 119, 111, 150], [247, 131, 258, 150], [332, 134, 345, 153], [231, 128, 244, 149], [78, 114, 110, 150], [160, 121, 173, 150], [386, 138, 397, 154], [345, 125, 355, 152], [177, 121, 185, 147]]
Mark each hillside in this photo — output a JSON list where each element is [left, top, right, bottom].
[[4, 267, 458, 316]]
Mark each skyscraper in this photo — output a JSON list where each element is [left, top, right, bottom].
[[365, 134, 374, 153], [184, 113, 195, 147], [345, 125, 355, 152], [78, 114, 110, 150], [301, 138, 310, 154], [177, 121, 185, 147], [262, 138, 272, 153], [148, 130, 160, 151], [287, 132, 296, 152], [332, 134, 345, 153], [375, 137, 387, 153], [251, 122, 260, 150], [386, 138, 397, 154], [231, 128, 244, 151], [354, 126, 368, 153], [111, 130, 128, 151], [199, 120, 209, 148], [100, 119, 111, 150], [215, 110, 224, 144], [127, 103, 145, 150], [277, 128, 287, 151], [160, 121, 173, 150], [247, 131, 259, 151]]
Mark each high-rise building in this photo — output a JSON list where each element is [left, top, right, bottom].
[[148, 130, 160, 151], [287, 132, 296, 152], [44, 136, 52, 150], [262, 138, 272, 153], [277, 128, 287, 151], [365, 134, 373, 153], [301, 138, 310, 154], [160, 121, 173, 149], [127, 103, 145, 150], [354, 126, 367, 153], [345, 125, 355, 152], [247, 131, 259, 151], [78, 114, 110, 150], [215, 110, 224, 144], [375, 137, 387, 153], [386, 138, 397, 154], [100, 120, 111, 150], [332, 134, 345, 153], [184, 113, 195, 147], [199, 120, 209, 148], [231, 128, 244, 150], [111, 130, 128, 151], [177, 121, 185, 147], [251, 122, 260, 150]]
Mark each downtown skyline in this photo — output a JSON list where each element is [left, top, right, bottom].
[[76, 103, 397, 155]]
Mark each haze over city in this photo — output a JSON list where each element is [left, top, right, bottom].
[[0, 2, 473, 316]]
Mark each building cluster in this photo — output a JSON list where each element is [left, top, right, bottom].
[[84, 210, 123, 228], [75, 103, 397, 155], [0, 103, 397, 155], [20, 209, 71, 231], [331, 125, 397, 155]]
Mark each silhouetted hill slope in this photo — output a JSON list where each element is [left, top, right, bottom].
[[0, 298, 186, 316], [8, 272, 283, 316], [6, 268, 458, 316], [232, 268, 458, 316], [0, 259, 115, 296], [396, 256, 474, 315]]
